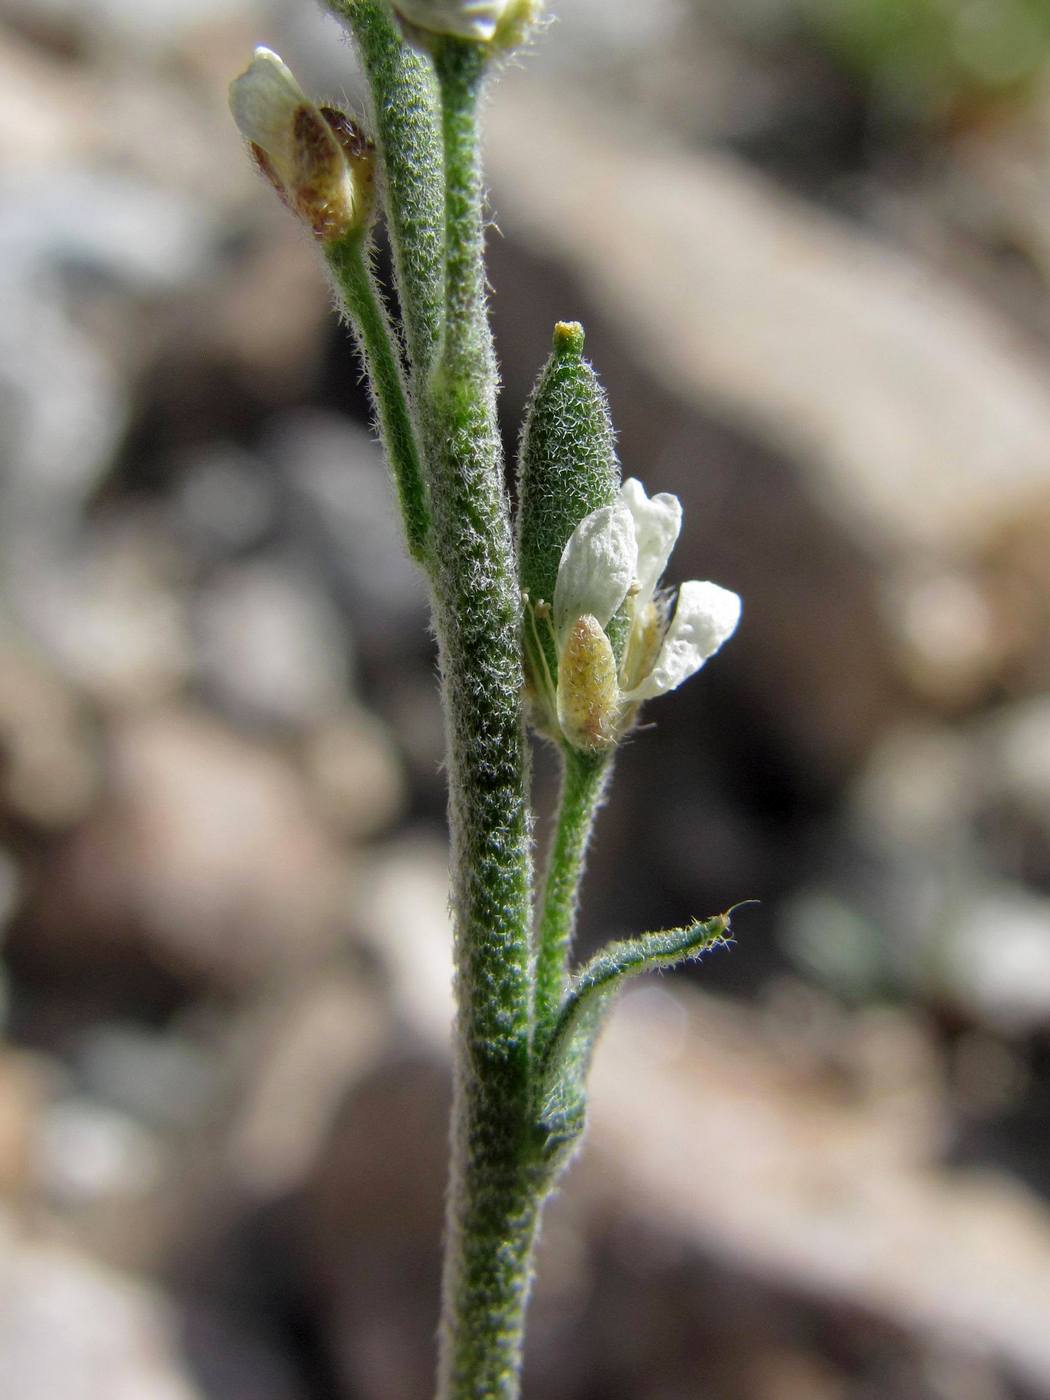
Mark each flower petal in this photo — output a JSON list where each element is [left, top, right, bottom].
[[553, 503, 636, 638], [623, 580, 741, 700], [394, 0, 509, 40], [229, 48, 304, 166], [619, 478, 682, 603]]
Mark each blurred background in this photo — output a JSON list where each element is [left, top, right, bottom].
[[2, 0, 1050, 1394]]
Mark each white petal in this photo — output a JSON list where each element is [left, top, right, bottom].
[[229, 47, 304, 166], [553, 503, 636, 638], [394, 0, 509, 40], [619, 478, 682, 603], [623, 580, 741, 700]]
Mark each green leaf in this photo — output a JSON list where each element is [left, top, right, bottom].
[[533, 910, 741, 1168]]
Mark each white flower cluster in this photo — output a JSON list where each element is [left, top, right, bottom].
[[538, 479, 741, 752]]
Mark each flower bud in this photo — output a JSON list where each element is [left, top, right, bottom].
[[230, 48, 375, 243], [517, 322, 620, 727]]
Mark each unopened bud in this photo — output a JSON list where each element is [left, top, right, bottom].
[[230, 48, 375, 242], [517, 321, 621, 698]]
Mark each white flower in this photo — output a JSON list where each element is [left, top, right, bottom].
[[393, 0, 512, 41], [229, 48, 374, 242], [547, 478, 741, 750]]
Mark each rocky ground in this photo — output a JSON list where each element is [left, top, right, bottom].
[[1, 0, 1050, 1395]]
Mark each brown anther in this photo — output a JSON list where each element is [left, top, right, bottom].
[[294, 105, 339, 183], [320, 107, 374, 161]]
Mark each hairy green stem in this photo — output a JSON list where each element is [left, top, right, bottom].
[[326, 231, 429, 560], [534, 748, 611, 1043], [432, 40, 497, 389], [426, 37, 537, 1400], [328, 0, 444, 388]]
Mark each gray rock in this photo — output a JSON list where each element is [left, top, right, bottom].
[[29, 708, 349, 988], [34, 1098, 164, 1209], [74, 1026, 218, 1133], [486, 90, 1050, 557], [170, 445, 278, 561], [194, 560, 353, 729], [939, 885, 1050, 1035], [265, 409, 428, 646], [0, 1213, 204, 1400]]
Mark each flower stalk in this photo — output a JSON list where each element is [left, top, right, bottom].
[[534, 747, 611, 1040], [328, 0, 445, 387], [326, 232, 430, 560]]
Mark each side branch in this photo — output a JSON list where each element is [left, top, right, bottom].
[[328, 0, 445, 386], [326, 232, 430, 561]]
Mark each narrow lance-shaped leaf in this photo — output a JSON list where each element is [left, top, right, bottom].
[[534, 911, 738, 1167]]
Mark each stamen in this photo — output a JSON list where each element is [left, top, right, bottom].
[[525, 597, 558, 710]]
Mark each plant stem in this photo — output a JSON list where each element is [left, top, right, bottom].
[[326, 231, 429, 561], [534, 747, 611, 1042], [432, 41, 497, 389], [329, 0, 444, 388], [427, 37, 538, 1400]]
